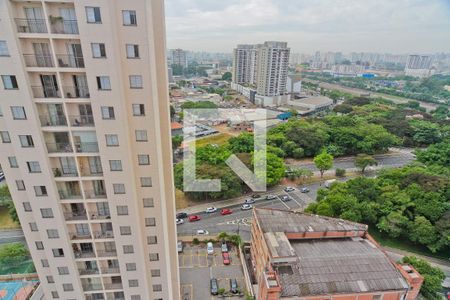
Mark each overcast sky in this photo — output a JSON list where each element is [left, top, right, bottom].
[[165, 0, 450, 54]]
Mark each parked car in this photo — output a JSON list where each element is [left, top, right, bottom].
[[176, 212, 188, 219], [265, 194, 276, 200], [207, 242, 214, 254], [196, 229, 209, 235], [205, 207, 218, 213], [176, 218, 184, 225], [241, 204, 253, 210], [0, 172, 4, 182], [251, 194, 261, 199], [222, 252, 231, 265], [177, 241, 183, 253], [284, 186, 295, 192], [300, 187, 310, 193], [280, 195, 291, 202], [210, 278, 218, 295], [188, 215, 201, 222], [244, 198, 255, 204], [220, 208, 233, 215], [230, 278, 238, 294], [221, 241, 228, 253]]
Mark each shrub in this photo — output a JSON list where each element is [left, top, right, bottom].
[[335, 168, 346, 177], [192, 238, 200, 245]]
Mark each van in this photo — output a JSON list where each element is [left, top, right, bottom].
[[177, 241, 183, 253], [207, 242, 214, 254]]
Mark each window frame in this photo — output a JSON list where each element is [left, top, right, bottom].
[[86, 6, 102, 24]]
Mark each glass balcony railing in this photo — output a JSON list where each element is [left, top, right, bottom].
[[74, 142, 99, 153], [82, 283, 103, 292], [103, 283, 123, 290], [96, 250, 117, 258], [79, 268, 99, 276], [31, 86, 61, 98], [63, 86, 90, 98], [69, 115, 94, 127], [64, 211, 87, 221], [46, 142, 72, 153], [23, 54, 54, 67], [93, 231, 114, 239], [39, 115, 67, 127], [56, 54, 84, 68], [52, 167, 78, 177], [101, 267, 120, 274], [84, 190, 107, 199], [15, 18, 47, 33], [50, 19, 79, 34], [74, 250, 95, 259], [58, 189, 82, 200], [70, 232, 92, 240]]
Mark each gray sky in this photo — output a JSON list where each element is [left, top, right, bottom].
[[165, 0, 450, 54]]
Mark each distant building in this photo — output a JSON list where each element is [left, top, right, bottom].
[[404, 55, 433, 77], [251, 208, 424, 300], [169, 48, 188, 68], [330, 64, 366, 77], [286, 75, 302, 94], [232, 44, 258, 84]]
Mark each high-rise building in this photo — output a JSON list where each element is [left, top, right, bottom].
[[405, 55, 433, 77], [232, 44, 258, 84], [0, 1, 179, 299], [255, 41, 290, 97], [169, 48, 188, 68]]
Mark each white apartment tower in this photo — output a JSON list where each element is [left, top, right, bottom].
[[255, 41, 290, 97], [0, 1, 180, 300], [232, 44, 258, 84], [405, 54, 433, 77], [169, 48, 188, 68]]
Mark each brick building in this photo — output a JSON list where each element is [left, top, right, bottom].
[[250, 208, 423, 300]]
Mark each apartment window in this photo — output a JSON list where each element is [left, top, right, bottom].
[[27, 161, 41, 173], [143, 198, 154, 207], [129, 75, 142, 89], [11, 106, 26, 119], [153, 284, 162, 292], [145, 217, 156, 227], [35, 241, 44, 250], [96, 76, 111, 90], [147, 236, 157, 244], [149, 253, 159, 261], [57, 266, 69, 275], [19, 135, 34, 147], [51, 291, 59, 299], [91, 43, 106, 58], [141, 177, 152, 187], [2, 75, 18, 89], [101, 106, 115, 119], [8, 156, 18, 168], [52, 248, 64, 257], [41, 208, 53, 218], [113, 183, 125, 194], [29, 222, 38, 231], [120, 226, 131, 235], [132, 104, 145, 116], [62, 284, 73, 292], [109, 160, 122, 171], [129, 279, 139, 287], [41, 259, 49, 267], [0, 131, 11, 143], [34, 186, 48, 196], [86, 7, 101, 23], [46, 276, 54, 283], [123, 245, 134, 254], [0, 41, 9, 56], [23, 202, 32, 211], [126, 263, 136, 271], [105, 134, 119, 146], [126, 44, 139, 58], [47, 229, 59, 239], [16, 180, 25, 191], [138, 154, 150, 165], [131, 296, 141, 300], [116, 205, 128, 215], [122, 10, 137, 26], [135, 130, 147, 142]]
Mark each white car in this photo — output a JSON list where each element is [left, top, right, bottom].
[[207, 242, 214, 254], [244, 198, 255, 204], [241, 204, 253, 210], [284, 186, 295, 192], [265, 194, 276, 200], [196, 229, 209, 235], [205, 207, 218, 213], [176, 218, 184, 225]]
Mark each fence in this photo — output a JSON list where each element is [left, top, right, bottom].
[[0, 258, 35, 276]]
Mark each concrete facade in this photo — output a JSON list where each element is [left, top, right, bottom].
[[0, 1, 179, 299]]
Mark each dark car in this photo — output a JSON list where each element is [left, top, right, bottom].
[[176, 212, 188, 219], [251, 194, 261, 199], [210, 278, 218, 295], [230, 278, 238, 294]]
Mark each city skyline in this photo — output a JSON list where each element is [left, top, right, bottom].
[[165, 0, 450, 53]]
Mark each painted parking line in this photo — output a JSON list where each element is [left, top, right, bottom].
[[277, 194, 293, 209], [286, 192, 304, 209], [180, 284, 193, 300]]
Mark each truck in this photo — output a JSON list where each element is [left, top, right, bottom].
[[324, 179, 337, 188]]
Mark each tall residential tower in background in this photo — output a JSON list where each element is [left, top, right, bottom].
[[0, 0, 179, 299]]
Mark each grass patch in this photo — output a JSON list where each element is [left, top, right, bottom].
[[195, 133, 232, 148], [175, 189, 190, 209], [368, 227, 448, 260], [0, 206, 19, 229]]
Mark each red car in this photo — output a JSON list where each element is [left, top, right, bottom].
[[220, 208, 233, 215], [222, 252, 231, 265], [188, 215, 201, 222]]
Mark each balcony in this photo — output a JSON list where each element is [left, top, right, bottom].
[[58, 189, 82, 200], [69, 115, 94, 127], [74, 250, 95, 259], [101, 267, 120, 274], [50, 19, 79, 34], [15, 18, 47, 33], [70, 232, 92, 240], [96, 250, 117, 258], [56, 54, 84, 68], [103, 283, 123, 291], [84, 190, 106, 199], [53, 167, 78, 177], [64, 211, 87, 221], [46, 142, 72, 153], [39, 115, 67, 127], [93, 231, 114, 240], [23, 54, 54, 68], [63, 86, 90, 98], [82, 284, 103, 292], [31, 86, 61, 98], [74, 142, 99, 153], [79, 268, 99, 276]]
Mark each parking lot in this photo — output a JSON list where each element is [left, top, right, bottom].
[[179, 243, 246, 300]]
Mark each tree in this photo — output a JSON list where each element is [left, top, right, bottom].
[[228, 133, 254, 154], [410, 120, 442, 145], [0, 243, 28, 265], [313, 151, 333, 178], [7, 202, 19, 224], [409, 216, 438, 247], [354, 154, 377, 173], [171, 135, 183, 150], [221, 72, 232, 81]]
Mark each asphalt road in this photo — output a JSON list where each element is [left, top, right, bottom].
[[0, 229, 26, 245]]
